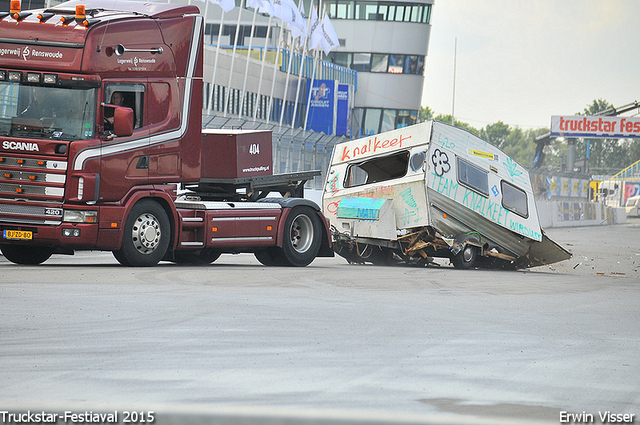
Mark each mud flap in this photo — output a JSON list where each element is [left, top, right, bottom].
[[513, 230, 572, 268]]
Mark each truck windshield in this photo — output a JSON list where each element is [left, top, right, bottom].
[[0, 82, 96, 141]]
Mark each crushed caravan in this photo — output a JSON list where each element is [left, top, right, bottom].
[[322, 121, 571, 269]]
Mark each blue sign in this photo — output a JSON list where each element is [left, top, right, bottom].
[[336, 84, 351, 137], [306, 79, 336, 135]]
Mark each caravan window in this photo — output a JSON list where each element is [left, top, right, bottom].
[[344, 151, 409, 187], [501, 181, 529, 218], [457, 157, 488, 196]]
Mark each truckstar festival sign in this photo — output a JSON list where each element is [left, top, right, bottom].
[[551, 115, 640, 138]]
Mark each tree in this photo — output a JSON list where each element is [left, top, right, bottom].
[[417, 106, 433, 123], [576, 99, 634, 175], [480, 121, 510, 150], [501, 127, 547, 167]]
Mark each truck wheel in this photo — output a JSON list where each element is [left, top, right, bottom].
[[254, 247, 287, 266], [113, 200, 170, 267], [0, 244, 54, 265], [173, 249, 221, 265], [280, 206, 322, 267], [452, 245, 477, 269]]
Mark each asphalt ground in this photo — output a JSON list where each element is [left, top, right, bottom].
[[0, 221, 638, 424]]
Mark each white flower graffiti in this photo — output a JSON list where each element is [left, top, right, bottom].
[[431, 149, 451, 176]]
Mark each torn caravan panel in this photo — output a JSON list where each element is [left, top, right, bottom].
[[322, 121, 571, 269]]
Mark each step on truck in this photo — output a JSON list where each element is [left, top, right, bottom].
[[322, 121, 571, 269], [0, 0, 333, 266]]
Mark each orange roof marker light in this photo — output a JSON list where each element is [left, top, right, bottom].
[[37, 12, 55, 23], [10, 0, 20, 14], [60, 14, 75, 25], [59, 5, 99, 28], [75, 5, 85, 22], [11, 0, 31, 21]]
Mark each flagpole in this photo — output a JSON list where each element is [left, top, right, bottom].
[[239, 5, 259, 118], [252, 14, 273, 121], [303, 48, 318, 132], [291, 0, 310, 129], [303, 3, 323, 132], [208, 8, 226, 115], [278, 31, 295, 127], [224, 0, 244, 117], [266, 22, 285, 124]]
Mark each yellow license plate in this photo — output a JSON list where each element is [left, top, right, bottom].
[[3, 230, 32, 240]]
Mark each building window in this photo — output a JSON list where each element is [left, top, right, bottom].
[[381, 110, 396, 132], [351, 53, 371, 71], [405, 55, 424, 75], [355, 107, 418, 135], [363, 108, 382, 135], [328, 52, 425, 75], [387, 54, 405, 73], [397, 110, 415, 128], [331, 52, 351, 68], [326, 1, 432, 24], [371, 54, 388, 72], [336, 1, 353, 19]]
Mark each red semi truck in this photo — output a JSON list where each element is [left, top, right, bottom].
[[0, 0, 333, 266]]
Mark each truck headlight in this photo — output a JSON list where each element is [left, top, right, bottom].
[[63, 210, 97, 223]]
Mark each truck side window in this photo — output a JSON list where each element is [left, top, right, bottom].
[[457, 157, 488, 196], [105, 84, 145, 129], [501, 181, 529, 218], [344, 151, 409, 188]]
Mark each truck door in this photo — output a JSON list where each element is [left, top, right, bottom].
[[100, 82, 150, 202]]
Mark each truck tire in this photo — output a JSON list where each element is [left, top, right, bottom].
[[254, 247, 287, 266], [173, 249, 221, 265], [452, 244, 477, 269], [279, 206, 322, 267], [113, 200, 170, 267], [0, 244, 54, 265]]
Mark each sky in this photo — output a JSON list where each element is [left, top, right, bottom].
[[421, 0, 640, 130]]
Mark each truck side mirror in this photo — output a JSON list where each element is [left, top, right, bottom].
[[112, 106, 134, 137]]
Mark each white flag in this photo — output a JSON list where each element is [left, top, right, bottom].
[[246, 0, 262, 9], [310, 12, 339, 55], [271, 0, 285, 20], [319, 14, 339, 54], [258, 0, 275, 16], [308, 6, 321, 51], [286, 0, 306, 42], [210, 0, 235, 12]]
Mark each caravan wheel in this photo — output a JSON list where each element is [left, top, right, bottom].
[[452, 245, 477, 269]]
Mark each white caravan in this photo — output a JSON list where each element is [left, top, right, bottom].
[[322, 121, 570, 269]]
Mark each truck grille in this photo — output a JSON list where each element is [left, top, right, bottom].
[[0, 203, 63, 225], [0, 155, 66, 201], [0, 154, 66, 226]]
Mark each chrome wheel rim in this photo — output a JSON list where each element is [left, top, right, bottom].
[[132, 212, 161, 255], [290, 214, 313, 253], [462, 246, 474, 263]]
